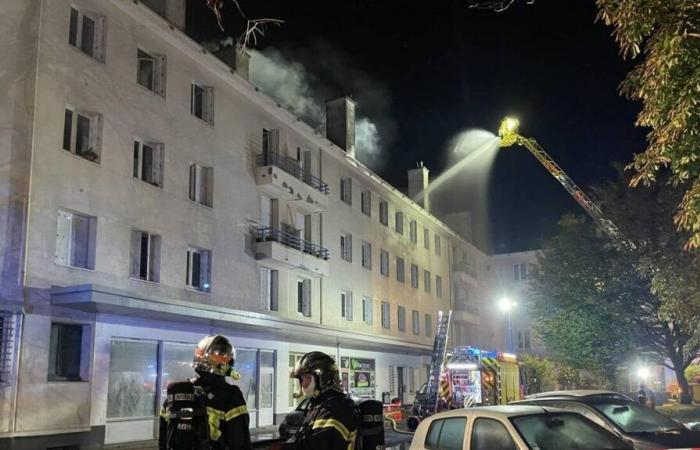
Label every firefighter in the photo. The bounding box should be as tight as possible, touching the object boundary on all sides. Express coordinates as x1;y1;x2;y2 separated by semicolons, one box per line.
285;351;359;450
159;335;252;450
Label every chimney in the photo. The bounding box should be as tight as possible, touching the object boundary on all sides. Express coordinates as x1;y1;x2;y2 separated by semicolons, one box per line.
325;97;356;158
215;44;250;81
408;162;430;211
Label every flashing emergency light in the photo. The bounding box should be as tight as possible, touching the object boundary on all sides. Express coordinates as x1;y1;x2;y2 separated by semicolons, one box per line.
446;362;479;371
499;117;520;147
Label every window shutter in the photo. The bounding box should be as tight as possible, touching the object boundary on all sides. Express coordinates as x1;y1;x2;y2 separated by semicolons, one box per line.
260;268;270;310
89;114;102;159
130;230;141;277
367;299;372;325
269;129;279;154
156;54;167;96
55;211;72;265
190;84;196;115
71;214;90;268
149;235;161;282
205;166;213;207
199;250;210;291
347;178;352;204
92;16;105;61
347;234;352;262
151;144;163;187
189;164;196;201
205;86;215;124
302;279;311;317
347;292;353;321
69;8;79;47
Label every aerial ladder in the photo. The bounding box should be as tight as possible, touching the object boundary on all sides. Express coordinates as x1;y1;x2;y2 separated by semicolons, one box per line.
497;117;634;250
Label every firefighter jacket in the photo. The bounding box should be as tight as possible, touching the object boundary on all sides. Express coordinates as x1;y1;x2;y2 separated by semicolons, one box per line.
292;389;359;450
159;372;252;450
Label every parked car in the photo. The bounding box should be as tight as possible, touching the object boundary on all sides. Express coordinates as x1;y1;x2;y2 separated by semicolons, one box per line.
409;405;632;450
515;390;700;449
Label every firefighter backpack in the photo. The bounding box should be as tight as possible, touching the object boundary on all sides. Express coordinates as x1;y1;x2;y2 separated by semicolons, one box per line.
356;399;385;450
162;381;209;450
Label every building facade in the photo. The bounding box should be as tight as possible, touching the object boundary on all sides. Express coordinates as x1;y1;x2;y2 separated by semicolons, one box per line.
0;1;513;448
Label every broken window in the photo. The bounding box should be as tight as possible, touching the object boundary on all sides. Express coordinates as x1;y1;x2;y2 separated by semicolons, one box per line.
62;107;102;163
133;140;164;187
68;7;105;62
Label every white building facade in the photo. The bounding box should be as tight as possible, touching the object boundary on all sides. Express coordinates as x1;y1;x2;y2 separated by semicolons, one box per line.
0;1;518;448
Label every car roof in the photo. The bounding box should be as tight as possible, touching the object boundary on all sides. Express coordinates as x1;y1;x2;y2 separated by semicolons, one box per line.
425;404;567;420
520;390;633;401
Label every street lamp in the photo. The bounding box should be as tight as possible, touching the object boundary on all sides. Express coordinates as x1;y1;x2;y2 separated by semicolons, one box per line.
498;297;518;353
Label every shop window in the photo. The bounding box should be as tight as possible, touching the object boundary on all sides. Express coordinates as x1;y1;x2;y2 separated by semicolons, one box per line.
289;353;304;407
106;339;158;418
161;342;195;401
236;349;258;412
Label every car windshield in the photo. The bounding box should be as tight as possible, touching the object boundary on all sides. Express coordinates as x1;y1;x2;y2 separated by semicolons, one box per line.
511;412;631;450
588;398;682;433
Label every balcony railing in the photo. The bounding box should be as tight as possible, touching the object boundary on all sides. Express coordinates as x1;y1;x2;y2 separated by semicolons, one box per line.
256;151;329;195
256;227;329;260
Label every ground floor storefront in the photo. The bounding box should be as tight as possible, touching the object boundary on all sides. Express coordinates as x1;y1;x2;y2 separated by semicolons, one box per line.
0;285;431;449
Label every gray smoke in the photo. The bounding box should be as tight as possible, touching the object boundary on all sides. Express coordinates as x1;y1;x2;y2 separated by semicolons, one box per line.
248;42;395;170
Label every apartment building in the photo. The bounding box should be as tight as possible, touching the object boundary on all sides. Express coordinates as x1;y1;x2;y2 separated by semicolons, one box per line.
0;1;505;448
491;250;547;356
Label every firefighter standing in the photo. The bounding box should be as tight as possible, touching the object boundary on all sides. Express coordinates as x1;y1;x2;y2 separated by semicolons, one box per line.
285;351;359;450
159;335;252;450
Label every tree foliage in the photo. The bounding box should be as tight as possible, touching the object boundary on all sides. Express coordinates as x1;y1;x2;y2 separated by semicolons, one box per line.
595;0;700;248
521;354;611;394
531;173;700;402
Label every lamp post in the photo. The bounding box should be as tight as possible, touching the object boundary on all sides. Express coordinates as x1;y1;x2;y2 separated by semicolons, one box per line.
498;297;517;353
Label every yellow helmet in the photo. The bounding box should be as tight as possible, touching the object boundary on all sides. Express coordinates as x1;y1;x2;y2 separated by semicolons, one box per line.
193;335;235;376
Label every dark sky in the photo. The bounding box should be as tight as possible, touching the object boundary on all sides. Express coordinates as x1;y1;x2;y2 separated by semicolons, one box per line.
187;0;647;253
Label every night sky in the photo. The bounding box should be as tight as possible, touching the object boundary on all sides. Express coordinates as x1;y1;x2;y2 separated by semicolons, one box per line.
187;0;647;253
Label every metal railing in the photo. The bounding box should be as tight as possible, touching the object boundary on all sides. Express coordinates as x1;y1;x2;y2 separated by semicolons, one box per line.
256;152;329;195
256;227;329;260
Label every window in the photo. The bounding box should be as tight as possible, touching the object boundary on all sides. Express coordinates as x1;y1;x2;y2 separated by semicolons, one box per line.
425;314;432;337
55;210;97;270
471;418;517;450
362;241;372;270
409;220;417;243
0;313;15;382
260;267;278;311
130;230;161;282
380;249;389;277
262;128;280;157
396;257;405;283
190;82;214;124
68;7;105;61
412;310;420;335
514;263;527;281
397;306;406;332
435;235;442;256
189;163;213;207
395;211;404;234
517;330;531;350
424;270;431;293
297;278;311;317
107;339;158;417
186;247;211;292
341;291;353;321
362;297;373;325
381;301;390;329
424;228;430;250
133;140;164;187
379;200;388;226
48;323;85;381
436;275;443;298
340;233;352;262
425;418;467;450
137;49;166;96
340;177;352;204
62;107;102;163
411;264;419;289
361;190;371;216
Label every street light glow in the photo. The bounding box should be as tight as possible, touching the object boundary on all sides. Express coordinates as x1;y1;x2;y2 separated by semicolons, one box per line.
637;366;650;380
498;297;517;312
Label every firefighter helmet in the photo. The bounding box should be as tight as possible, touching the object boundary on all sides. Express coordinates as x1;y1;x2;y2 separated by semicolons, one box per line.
193;335;235;376
290;351;340;391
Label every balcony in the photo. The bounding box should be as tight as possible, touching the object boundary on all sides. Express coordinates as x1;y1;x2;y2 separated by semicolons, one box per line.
255;152;329;214
452;260;477;284
255;227;329;277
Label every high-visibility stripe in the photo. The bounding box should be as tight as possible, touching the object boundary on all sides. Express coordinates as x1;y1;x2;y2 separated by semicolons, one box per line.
312;418;352;442
224;405;248;421
159;407;169;421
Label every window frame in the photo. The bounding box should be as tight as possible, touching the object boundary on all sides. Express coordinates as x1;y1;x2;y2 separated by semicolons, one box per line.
361;241;372;270
136;48;166;96
68;6;106;62
133;139;164;188
47;322;89;382
62;106;102;163
379;200;388;226
362;297;373;325
129;229;161;282
395;211;404;234
411;264;419;289
188;163;214;207
260;267;279;311
185;246;211;292
340;232;353;262
361;189;372;216
380;249;389;277
396;257;405;283
54;209;97;270
190;82;215;125
381;301;391;329
436;275;443;298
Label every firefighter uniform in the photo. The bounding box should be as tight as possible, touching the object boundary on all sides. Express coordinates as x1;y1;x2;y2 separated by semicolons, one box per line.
293;388;358;450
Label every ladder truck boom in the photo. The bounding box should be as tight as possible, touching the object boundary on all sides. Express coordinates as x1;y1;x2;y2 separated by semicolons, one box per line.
498;117;629;247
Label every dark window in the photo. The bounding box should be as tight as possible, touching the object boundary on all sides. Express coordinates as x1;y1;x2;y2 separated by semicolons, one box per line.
63;109;73;151
80;15;95;55
48;323;84;381
68;8;79;46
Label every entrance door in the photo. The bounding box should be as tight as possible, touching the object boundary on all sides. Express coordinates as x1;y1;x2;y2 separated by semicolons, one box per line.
258;350;275;426
397;366;406;404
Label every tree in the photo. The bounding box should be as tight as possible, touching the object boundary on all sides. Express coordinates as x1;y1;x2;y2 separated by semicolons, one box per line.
531;173;700;403
595;1;700;249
